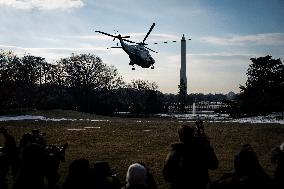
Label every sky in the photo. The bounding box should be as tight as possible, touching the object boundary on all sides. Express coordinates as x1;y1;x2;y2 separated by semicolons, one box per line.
0;0;283;94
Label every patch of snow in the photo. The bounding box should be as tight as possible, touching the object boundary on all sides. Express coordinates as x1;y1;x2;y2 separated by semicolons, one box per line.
157;113;230;121
116;112;131;114
233;115;284;125
143;130;152;132
157;112;284;125
90;120;110;122
0;115;109;122
0;115;46;121
67;128;86;131
84;126;101;129
47;118;77;121
0;113;283;125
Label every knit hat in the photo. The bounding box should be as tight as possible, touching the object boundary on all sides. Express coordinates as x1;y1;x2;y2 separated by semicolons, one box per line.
126;163;147;186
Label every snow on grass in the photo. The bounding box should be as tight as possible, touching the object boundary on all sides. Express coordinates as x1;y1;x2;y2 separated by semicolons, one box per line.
143;129;152;132
84;126;101;129
67;128;87;131
157;112;284;125
0;113;283;124
0;115;110;122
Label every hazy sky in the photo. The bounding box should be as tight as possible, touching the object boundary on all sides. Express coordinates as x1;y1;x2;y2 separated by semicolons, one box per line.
0;0;283;94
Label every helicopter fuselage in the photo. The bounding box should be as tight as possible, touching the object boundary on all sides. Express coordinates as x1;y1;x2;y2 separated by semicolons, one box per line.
119;39;155;68
95;23;157;69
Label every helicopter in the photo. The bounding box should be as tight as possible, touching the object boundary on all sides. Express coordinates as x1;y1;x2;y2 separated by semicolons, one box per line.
95;23;158;70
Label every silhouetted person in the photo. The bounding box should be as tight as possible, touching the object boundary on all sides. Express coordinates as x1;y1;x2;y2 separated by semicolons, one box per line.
90;161;121;189
208;144;274;189
17;131;68;189
271;142;284;189
19;133;33;147
13;143;46;189
62;158;92;189
0;147;9;189
0;127;19;181
45;143;68;189
122;163;148;189
163;124;218;189
31;129;46;146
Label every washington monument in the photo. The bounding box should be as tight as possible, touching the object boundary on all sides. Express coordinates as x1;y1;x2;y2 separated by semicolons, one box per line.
180;34;187;94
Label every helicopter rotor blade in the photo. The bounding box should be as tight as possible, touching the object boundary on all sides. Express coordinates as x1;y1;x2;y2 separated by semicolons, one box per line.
142;23;155;44
152;39;191;45
95;31;117;38
95;31;130;40
145;46;158;53
96;30;138;44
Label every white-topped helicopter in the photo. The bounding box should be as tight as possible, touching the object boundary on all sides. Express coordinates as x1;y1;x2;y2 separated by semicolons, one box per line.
95;23;158;70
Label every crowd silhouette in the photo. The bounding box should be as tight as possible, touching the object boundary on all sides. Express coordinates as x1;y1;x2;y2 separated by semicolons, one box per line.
0;122;283;189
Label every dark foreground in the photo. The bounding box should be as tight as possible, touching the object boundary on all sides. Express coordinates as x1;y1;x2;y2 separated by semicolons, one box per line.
0;111;283;188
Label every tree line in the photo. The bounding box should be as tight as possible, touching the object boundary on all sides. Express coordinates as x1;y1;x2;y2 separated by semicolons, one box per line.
0;51;163;115
0;50;230;115
2;50;280;116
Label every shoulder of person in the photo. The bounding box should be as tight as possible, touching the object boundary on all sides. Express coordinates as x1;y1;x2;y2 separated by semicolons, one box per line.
171;143;186;151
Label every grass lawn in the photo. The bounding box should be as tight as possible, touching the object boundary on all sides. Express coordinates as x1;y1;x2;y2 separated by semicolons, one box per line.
0;110;283;189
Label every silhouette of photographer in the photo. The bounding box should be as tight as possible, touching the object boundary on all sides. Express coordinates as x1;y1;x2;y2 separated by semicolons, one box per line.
163;121;218;189
0;127;19;189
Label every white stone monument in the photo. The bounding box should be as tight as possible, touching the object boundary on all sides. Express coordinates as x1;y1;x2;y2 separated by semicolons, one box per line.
180;34;187;94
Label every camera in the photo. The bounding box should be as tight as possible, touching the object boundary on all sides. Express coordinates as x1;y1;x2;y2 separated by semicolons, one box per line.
194;119;205;137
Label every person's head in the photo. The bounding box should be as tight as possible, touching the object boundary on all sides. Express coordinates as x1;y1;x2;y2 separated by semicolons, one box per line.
20;133;33;147
32;129;40;136
178;125;194;144
69;158;90;175
126;163;147;187
234;144;261;175
93;161;113;177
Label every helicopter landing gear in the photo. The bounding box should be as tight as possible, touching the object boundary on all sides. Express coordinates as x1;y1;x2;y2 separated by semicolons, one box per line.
132;66;135;70
151;65;154;69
